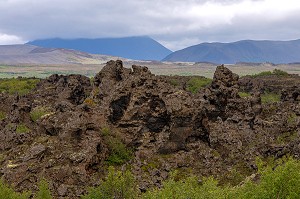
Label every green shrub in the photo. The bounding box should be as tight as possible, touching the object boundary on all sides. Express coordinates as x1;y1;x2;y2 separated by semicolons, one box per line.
0;111;6;120
261;92;280;104
272;69;289;76
250;69;288;77
251;71;273;77
187;77;212;94
229;157;300;199
82;166;138;199
34;179;52;199
0;179;30;199
16;124;30;133
106;137;132;165
30;107;49;122
0;78;40;95
169;79;179;86
143;173;228;199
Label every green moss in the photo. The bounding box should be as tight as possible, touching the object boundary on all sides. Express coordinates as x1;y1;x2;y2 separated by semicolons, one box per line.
0;111;6;120
186;77;212;94
261;92;280;104
238;92;251;98
0;78;40;95
16;124;30;134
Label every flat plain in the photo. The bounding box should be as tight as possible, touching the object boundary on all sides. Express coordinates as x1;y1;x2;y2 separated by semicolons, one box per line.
0;61;300;78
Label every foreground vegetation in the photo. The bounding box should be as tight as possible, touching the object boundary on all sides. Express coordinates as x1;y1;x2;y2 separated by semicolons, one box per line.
2;157;300;198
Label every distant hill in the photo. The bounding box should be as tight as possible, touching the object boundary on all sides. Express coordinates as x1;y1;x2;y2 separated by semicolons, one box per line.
27;36;172;61
163;39;300;64
0;44;118;65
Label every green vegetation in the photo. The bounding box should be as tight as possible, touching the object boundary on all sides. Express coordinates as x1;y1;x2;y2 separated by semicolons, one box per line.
261;92;280;104
251;69;288;77
30;107;50;122
0;180;30;199
169;79;179;86
3;157;300;199
101;127;111;136
143;157;300;199
276;131;298;144
187;77;212;94
0;78;40;95
83;98;96;106
34;179;52;199
100;127;133;165
82;166;138;199
238;92;251;98
0;111;6;120
16;124;30;134
106;137;132;165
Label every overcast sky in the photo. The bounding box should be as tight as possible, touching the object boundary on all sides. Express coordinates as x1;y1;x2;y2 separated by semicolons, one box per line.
0;0;300;50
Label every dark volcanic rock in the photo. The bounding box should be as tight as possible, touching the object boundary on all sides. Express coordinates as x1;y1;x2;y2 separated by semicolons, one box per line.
0;60;300;198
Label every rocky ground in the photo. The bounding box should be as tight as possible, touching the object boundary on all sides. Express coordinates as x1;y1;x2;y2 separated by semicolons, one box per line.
0;60;299;198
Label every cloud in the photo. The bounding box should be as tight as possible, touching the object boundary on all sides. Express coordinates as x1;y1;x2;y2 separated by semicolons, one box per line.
0;33;24;45
0;0;300;50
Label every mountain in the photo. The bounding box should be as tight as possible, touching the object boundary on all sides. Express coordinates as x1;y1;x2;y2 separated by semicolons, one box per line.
27;36;172;61
163;39;300;64
0;44;118;65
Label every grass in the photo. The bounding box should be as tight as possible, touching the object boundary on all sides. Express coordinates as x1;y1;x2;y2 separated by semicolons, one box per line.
238;92;251;98
30;107;50;122
261;92;280;104
16;124;30;134
0;78;40;95
187;77;212;94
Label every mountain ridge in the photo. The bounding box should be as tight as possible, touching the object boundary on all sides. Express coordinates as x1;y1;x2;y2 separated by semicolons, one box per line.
163;39;300;64
27;36;172;61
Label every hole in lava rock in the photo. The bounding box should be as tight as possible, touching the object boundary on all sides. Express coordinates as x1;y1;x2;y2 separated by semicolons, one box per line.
109;94;131;123
71;129;83;141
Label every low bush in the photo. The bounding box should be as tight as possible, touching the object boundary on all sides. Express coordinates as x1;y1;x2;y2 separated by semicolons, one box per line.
82;166;138;199
0;180;30;199
250;69;288;77
34;179;52;199
106;137;132;165
187;77;212;94
0;78;40;95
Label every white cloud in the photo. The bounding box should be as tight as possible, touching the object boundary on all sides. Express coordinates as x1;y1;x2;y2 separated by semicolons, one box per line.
0;33;24;45
0;0;300;50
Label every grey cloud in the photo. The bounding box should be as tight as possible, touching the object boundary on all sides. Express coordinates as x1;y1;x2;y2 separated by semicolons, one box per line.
0;0;300;50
